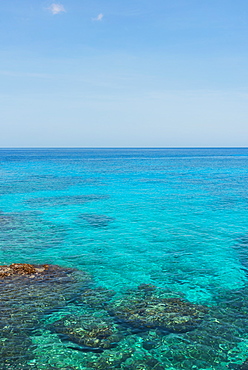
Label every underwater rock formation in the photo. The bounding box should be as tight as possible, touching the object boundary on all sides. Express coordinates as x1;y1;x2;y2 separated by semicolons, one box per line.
0;262;47;277
77;287;116;309
108;293;207;333
240;360;248;370
0;263;91;317
2;269;248;369
0;263;91;368
0;330;34;370
87;350;164;370
0;262;90;283
50;314;122;350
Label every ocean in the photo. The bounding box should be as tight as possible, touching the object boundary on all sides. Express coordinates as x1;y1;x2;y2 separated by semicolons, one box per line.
0;148;248;369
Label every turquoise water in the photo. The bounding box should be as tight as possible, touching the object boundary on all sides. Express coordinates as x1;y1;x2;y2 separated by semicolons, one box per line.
1;148;248;369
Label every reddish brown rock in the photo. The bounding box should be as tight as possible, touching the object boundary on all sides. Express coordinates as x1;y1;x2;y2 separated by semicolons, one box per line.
0;263;89;282
0;263;91;329
0;263;41;277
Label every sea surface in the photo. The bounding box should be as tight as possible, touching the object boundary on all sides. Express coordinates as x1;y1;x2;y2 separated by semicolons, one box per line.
0;148;248;369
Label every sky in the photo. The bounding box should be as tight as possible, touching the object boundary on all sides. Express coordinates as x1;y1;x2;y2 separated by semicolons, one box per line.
0;0;248;147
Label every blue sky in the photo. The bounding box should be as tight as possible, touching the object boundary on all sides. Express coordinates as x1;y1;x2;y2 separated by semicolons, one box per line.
0;0;248;147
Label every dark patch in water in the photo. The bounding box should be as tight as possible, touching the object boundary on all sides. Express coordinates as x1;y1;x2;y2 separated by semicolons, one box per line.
108;291;207;333
228;364;248;370
0;212;17;232
50;314;122;350
78;213;115;228
0;175;101;195
0;263;91;369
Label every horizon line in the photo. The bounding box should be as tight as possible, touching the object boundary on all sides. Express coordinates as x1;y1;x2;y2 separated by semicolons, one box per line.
0;146;247;150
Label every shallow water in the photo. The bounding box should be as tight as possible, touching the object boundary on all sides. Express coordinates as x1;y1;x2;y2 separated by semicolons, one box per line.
1;148;248;369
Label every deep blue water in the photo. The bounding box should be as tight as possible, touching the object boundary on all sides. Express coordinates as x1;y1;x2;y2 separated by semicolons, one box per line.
1;148;248;369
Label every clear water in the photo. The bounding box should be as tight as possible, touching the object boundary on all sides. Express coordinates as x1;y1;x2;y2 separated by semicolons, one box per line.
1;148;248;369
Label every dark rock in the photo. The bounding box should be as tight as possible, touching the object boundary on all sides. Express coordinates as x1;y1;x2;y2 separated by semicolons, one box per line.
228;364;242;369
50;314;122;349
0;334;34;368
0;264;91;323
142;340;158;350
240;360;248;370
0;262;91;286
0;262;91;368
0;263;43;277
108;294;207;333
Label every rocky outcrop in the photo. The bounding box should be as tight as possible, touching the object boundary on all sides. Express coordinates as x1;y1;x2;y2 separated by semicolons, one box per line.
51;314;122;350
0;262;91;368
108;293;207;333
0;263;48;277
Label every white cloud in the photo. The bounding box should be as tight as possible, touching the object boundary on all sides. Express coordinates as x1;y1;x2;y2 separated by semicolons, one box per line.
48;3;66;15
93;13;104;21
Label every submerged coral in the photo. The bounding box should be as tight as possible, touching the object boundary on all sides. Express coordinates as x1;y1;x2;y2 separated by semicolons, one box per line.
108;294;207;333
2;267;248;370
50;314;122;350
0;330;34;370
0;263;91;319
0;263;91;368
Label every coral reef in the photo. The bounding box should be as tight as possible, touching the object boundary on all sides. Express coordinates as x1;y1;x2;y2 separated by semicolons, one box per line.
1;266;248;370
108;294;207;333
0;263;91;322
0;263;91;368
50;314;122;350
